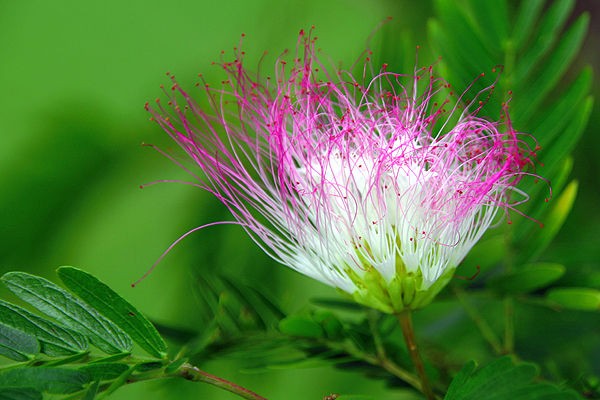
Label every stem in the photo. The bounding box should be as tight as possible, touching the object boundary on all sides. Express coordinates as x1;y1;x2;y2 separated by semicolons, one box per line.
177;363;268;400
503;297;515;354
396;310;435;400
367;310;386;360
323;337;423;392
454;288;503;355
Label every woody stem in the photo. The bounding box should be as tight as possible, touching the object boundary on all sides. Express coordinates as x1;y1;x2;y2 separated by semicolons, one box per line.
396;310;435;400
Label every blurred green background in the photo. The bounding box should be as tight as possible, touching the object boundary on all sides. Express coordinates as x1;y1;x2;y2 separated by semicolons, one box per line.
0;1;598;399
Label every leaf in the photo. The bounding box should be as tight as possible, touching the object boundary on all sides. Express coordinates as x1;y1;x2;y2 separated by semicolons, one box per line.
429;0;591;205
313;310;344;339
0;367;90;394
279;316;324;338
458;235;506;274
0;388;42;400
1;272;132;354
512;0;546;49
133;361;164;372
462;0;509;53
311;298;366;312
546;288;600;311
57;266;167;359
79;363;130;381
164;358;187;375
514;0;574;78
82;381;99;400
0;322;39;361
88;352;131;364
45;352;90;367
513;13;589;123
0;299;88;356
487;263;565;294
445;357;581;400
521;181;578;262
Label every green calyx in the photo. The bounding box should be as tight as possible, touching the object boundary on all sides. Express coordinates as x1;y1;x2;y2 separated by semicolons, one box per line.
346;262;455;314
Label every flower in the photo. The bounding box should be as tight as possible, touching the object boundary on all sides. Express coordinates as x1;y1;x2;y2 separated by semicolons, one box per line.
146;30;534;313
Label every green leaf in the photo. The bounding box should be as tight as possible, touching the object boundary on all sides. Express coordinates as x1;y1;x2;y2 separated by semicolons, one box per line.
463;0;509;52
312;310;343;339
45;352;90;367
487;263;565;294
164;358;187;375
82;381;99;400
445;357;581;400
0;388;42;400
0;299;88;356
538;95;594;181
311;298;366;312
279;316;324;338
458;235;506;274
513;0;574;82
512;0;546;49
429;2;494;82
513;13;589;122
445;360;477;399
79;363;130;381
57;266;167;358
0;367;90;394
519;65;592;152
0;322;39;361
88;352;131;364
524;181;578;261
546;288;600;311
1;272;132;354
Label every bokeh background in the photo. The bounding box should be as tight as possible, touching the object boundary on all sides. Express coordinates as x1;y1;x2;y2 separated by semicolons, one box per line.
0;1;598;399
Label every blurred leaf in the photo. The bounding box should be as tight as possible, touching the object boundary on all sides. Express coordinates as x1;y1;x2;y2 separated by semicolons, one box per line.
313;310;344;339
445;357;581;400
513;13;589;121
311;298;366;312
0;367;90;394
164;358;187;374
0;322;39;361
279;316;324;338
0;299;88;356
519;181;578;262
511;0;545;49
487;263;565;294
429;0;592;260
546;288;600;311
133;361;164;372
458;235;506;276
0;388;42;400
79;363;130;381
57;266;167;358
1;272;132;354
514;0;573;77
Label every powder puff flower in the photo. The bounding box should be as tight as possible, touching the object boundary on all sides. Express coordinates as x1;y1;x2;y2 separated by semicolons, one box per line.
145;30;535;313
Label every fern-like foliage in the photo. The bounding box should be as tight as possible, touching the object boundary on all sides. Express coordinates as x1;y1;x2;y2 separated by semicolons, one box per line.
428;0;592;265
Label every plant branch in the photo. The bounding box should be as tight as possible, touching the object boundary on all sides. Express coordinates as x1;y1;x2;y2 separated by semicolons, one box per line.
453;287;503;355
396;310;436;400
323;337;423;392
503;297;515;354
176;363;268;400
367;309;386;360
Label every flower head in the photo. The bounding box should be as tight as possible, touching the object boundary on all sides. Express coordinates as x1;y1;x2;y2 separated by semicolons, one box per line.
146;31;535;313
